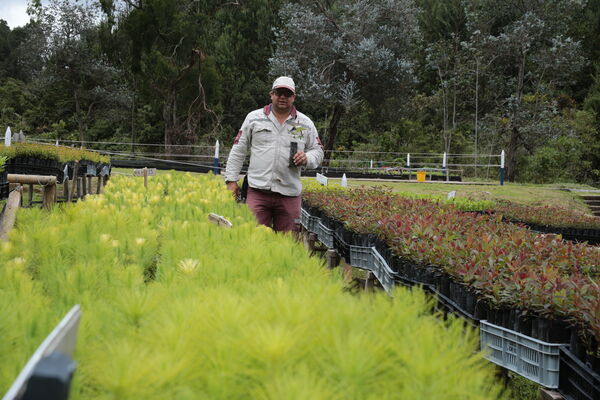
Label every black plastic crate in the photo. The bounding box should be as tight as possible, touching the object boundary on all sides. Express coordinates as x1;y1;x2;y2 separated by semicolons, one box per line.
559;346;600;400
0;182;8;200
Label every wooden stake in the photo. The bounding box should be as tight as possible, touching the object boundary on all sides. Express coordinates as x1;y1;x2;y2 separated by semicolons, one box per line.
28;183;33;207
77;177;82;199
364;271;375;291
96;176;101;194
342;262;353;283
0;186;22;241
81;175;87;198
143;167;148;188
87;176;92;194
69;162;79;202
43;183;56;211
64;179;69;201
539;389;564;400
326;249;340;270
306;233;317;252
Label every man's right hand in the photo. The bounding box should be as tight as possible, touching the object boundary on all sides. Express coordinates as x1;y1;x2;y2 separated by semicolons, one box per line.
226;181;240;199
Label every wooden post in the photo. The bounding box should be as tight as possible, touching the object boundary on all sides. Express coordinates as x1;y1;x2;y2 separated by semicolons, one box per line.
342;262;353;283
43;183;56;211
87;176;92;194
28;183;34;207
304;232;317;252
68;162;79;202
143;167;148;188
81;175;87;198
326;249;340;270
539;389;564;400
96;176;102;194
64;179;69;201
0;185;22;241
7;175;57;211
364;271;375;291
77;177;82;199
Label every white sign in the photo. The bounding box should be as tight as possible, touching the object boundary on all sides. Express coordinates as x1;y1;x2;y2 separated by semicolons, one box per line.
4;127;12;147
447;191;456;200
341;173;348;188
133;168;156;177
208;213;233;228
316;173;328;186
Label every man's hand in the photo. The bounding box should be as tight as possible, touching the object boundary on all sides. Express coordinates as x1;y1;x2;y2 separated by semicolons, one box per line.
226;181;240;198
293;151;308;166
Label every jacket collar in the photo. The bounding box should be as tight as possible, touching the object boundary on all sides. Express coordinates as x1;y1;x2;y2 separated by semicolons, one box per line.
263;104;298;120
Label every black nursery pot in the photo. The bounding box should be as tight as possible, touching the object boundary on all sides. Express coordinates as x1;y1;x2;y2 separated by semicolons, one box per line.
439;273;451;297
501;308;511;329
532;316;571;343
416;265;437;285
464;288;477;316
474;299;490;321
391;256;411;277
516;311;533;337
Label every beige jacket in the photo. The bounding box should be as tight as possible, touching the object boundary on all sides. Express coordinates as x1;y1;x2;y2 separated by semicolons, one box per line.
225;105;324;197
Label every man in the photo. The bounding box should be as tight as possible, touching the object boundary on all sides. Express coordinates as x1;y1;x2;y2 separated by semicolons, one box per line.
224;76;324;232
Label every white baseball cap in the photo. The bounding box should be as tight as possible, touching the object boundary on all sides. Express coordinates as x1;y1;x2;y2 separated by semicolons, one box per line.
272;76;295;93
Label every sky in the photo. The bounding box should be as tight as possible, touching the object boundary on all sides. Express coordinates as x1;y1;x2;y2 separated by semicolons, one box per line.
0;0;49;29
0;0;30;29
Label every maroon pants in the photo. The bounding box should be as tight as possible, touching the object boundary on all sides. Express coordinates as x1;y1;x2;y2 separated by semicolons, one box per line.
246;187;301;232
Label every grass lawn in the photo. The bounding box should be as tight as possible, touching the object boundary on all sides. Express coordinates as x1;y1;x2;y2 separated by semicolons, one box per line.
321;177;597;214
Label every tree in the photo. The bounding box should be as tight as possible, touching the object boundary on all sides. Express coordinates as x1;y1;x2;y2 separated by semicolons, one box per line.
465;0;586;181
269;0;421;163
20;0;130;142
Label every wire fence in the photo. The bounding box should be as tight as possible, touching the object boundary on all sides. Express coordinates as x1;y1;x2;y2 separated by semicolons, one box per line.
26;138;505;181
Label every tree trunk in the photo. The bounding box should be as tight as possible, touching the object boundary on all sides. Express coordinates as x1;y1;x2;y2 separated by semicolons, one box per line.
131;76;136;153
505;54;526;182
163;89;178;157
322;104;344;167
506;126;520;181
74;89;86;143
474;59;479;155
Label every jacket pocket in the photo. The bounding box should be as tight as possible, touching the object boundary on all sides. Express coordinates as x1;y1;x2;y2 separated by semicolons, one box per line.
251;126;273;147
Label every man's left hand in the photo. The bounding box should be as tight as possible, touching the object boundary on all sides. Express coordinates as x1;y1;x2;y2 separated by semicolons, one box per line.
293;151;307;166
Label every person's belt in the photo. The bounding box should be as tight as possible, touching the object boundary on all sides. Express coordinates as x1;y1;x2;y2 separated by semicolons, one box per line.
249;187;275;194
249;187;296;197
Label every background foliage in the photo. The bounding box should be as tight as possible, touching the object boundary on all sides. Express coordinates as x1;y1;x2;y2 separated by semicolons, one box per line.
1;0;600;183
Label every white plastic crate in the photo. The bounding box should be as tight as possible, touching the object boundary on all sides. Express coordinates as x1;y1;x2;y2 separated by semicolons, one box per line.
317;221;334;248
300;208;310;230
371;247;396;292
307;216;320;233
480;320;565;388
349;245;372;270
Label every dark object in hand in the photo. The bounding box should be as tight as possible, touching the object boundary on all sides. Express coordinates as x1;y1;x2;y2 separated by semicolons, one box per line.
289;142;298;167
240;176;248;203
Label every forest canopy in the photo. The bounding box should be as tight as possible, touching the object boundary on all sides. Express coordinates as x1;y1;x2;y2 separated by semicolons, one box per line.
1;0;600;183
